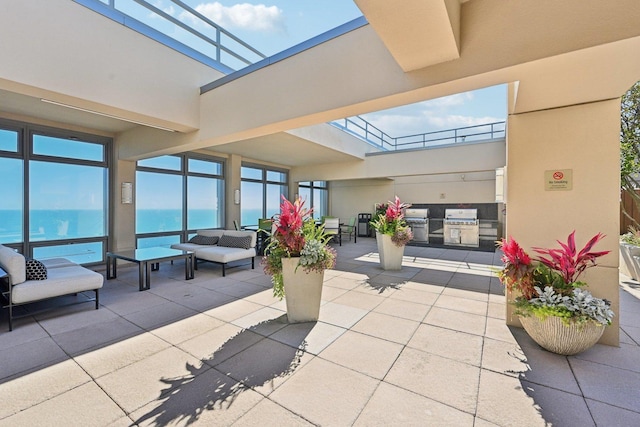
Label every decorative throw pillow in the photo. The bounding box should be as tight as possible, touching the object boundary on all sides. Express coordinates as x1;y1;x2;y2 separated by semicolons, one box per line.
188;235;219;245
218;234;252;249
25;258;48;280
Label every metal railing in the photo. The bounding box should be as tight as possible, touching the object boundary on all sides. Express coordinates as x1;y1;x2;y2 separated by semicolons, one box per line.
75;0;266;72
331;116;506;151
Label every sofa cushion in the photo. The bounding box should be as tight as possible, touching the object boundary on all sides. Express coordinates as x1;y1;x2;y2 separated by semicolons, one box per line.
171;243;201;252
0;244;26;285
196;229;225;238
188;235;219;245
218;234;252;249
195;246;257;263
41;258;78;269
25;258;48;280
11;265;103;304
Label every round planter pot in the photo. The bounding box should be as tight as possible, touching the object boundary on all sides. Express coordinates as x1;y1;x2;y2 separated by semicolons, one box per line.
519;315;605;355
376;232;405;270
281;257;324;323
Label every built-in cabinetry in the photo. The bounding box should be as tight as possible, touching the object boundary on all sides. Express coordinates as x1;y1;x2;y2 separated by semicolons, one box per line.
407;203;502;251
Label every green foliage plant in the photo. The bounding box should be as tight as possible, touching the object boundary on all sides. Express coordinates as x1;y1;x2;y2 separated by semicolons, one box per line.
620;81;640;229
262;196;336;299
497;231;614;326
370;196;414;247
621;225;640;246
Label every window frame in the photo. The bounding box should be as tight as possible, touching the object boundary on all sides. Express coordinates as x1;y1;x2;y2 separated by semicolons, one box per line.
240;162;288;227
0;118;111;265
135;153;225;246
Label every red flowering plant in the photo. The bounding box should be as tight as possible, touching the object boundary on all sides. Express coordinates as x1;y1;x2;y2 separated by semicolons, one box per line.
370;196;414;247
262;196;337;299
496;236;537;299
496;231;614;325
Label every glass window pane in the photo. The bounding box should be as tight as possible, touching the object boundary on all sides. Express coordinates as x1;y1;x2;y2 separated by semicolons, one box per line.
0;129;18;152
241;166;262;180
29;161;106;241
313;188;328;218
266;170;286;183
138;155;181;171
266;184;286;219
32;134;104;162
298;181;310;187
137;235;180;249
188;158;222;175
33;241;103;264
0;157;23;243
298;187;311;215
241;181;263;226
188;176;221;229
136;171;183;233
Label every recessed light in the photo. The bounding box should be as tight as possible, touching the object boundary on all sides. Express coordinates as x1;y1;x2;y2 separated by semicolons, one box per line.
41;99;176;132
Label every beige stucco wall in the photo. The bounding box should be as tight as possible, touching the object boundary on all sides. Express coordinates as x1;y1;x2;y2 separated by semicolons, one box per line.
329;170;498;221
0;0;221;133
505;99;621;346
111;158;137;253
291;140;505;183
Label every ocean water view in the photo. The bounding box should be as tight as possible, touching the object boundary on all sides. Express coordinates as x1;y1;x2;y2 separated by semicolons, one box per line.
0;209;269;244
0;209;105;243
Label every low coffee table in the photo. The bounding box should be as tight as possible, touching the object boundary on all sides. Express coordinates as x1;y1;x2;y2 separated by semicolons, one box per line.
106;247;194;291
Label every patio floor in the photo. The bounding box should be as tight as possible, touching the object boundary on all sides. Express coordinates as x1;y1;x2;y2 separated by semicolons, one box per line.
1;238;639;426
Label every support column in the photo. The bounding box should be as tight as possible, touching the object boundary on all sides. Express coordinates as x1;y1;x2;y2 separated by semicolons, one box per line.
505;99;621;346
112;158;136;252
226;154;242;229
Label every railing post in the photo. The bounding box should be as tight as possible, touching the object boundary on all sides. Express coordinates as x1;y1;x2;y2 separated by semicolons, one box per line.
216;28;221;63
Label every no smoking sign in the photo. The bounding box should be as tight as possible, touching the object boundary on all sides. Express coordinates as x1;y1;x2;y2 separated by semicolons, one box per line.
545;169;572;191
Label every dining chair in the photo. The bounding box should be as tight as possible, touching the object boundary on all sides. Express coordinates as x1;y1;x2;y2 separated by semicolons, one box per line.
340;217;356;242
323;217;341;246
257;218;273;255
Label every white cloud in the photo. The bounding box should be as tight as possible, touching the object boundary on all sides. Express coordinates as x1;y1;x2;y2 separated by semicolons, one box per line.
423;92;474;109
426;115;501;130
189;2;285;33
362;114;425;136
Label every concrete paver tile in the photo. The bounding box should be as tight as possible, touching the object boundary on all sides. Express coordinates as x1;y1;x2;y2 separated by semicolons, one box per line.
319;330;403;379
2;382;126;427
407;324;483;366
354;381;474;426
269;357;378;426
385;347;480;414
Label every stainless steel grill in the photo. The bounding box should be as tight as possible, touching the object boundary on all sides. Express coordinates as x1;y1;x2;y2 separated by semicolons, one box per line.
405;208;429;243
443;209;479;247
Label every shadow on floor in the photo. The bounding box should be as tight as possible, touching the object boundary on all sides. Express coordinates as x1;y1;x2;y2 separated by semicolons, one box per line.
133;315;310;426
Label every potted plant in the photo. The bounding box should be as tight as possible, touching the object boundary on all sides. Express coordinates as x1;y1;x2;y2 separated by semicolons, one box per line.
370;196;413;270
262;196;337;323
620;226;640;280
497;231;614;355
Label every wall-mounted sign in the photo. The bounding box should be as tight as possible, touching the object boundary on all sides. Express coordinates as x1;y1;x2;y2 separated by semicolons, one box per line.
545;169;572;191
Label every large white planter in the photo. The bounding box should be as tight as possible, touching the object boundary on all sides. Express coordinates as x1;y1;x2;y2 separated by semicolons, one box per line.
619;242;640;280
519;315;605;356
281;257;324;323
376;232;405;271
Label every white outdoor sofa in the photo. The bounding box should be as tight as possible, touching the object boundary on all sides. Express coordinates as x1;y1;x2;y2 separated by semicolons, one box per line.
171;229;257;276
0;244;104;331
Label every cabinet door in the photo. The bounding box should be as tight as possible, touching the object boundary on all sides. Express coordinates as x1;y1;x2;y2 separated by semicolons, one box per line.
460;228;479;246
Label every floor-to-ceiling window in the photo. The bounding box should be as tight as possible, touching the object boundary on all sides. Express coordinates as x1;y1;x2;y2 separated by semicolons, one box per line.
136;154;224;247
298;181;328;218
241;164;288;226
0;119;110;264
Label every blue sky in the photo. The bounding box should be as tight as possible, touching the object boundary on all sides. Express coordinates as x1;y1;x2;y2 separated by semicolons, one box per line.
171;0;506;136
